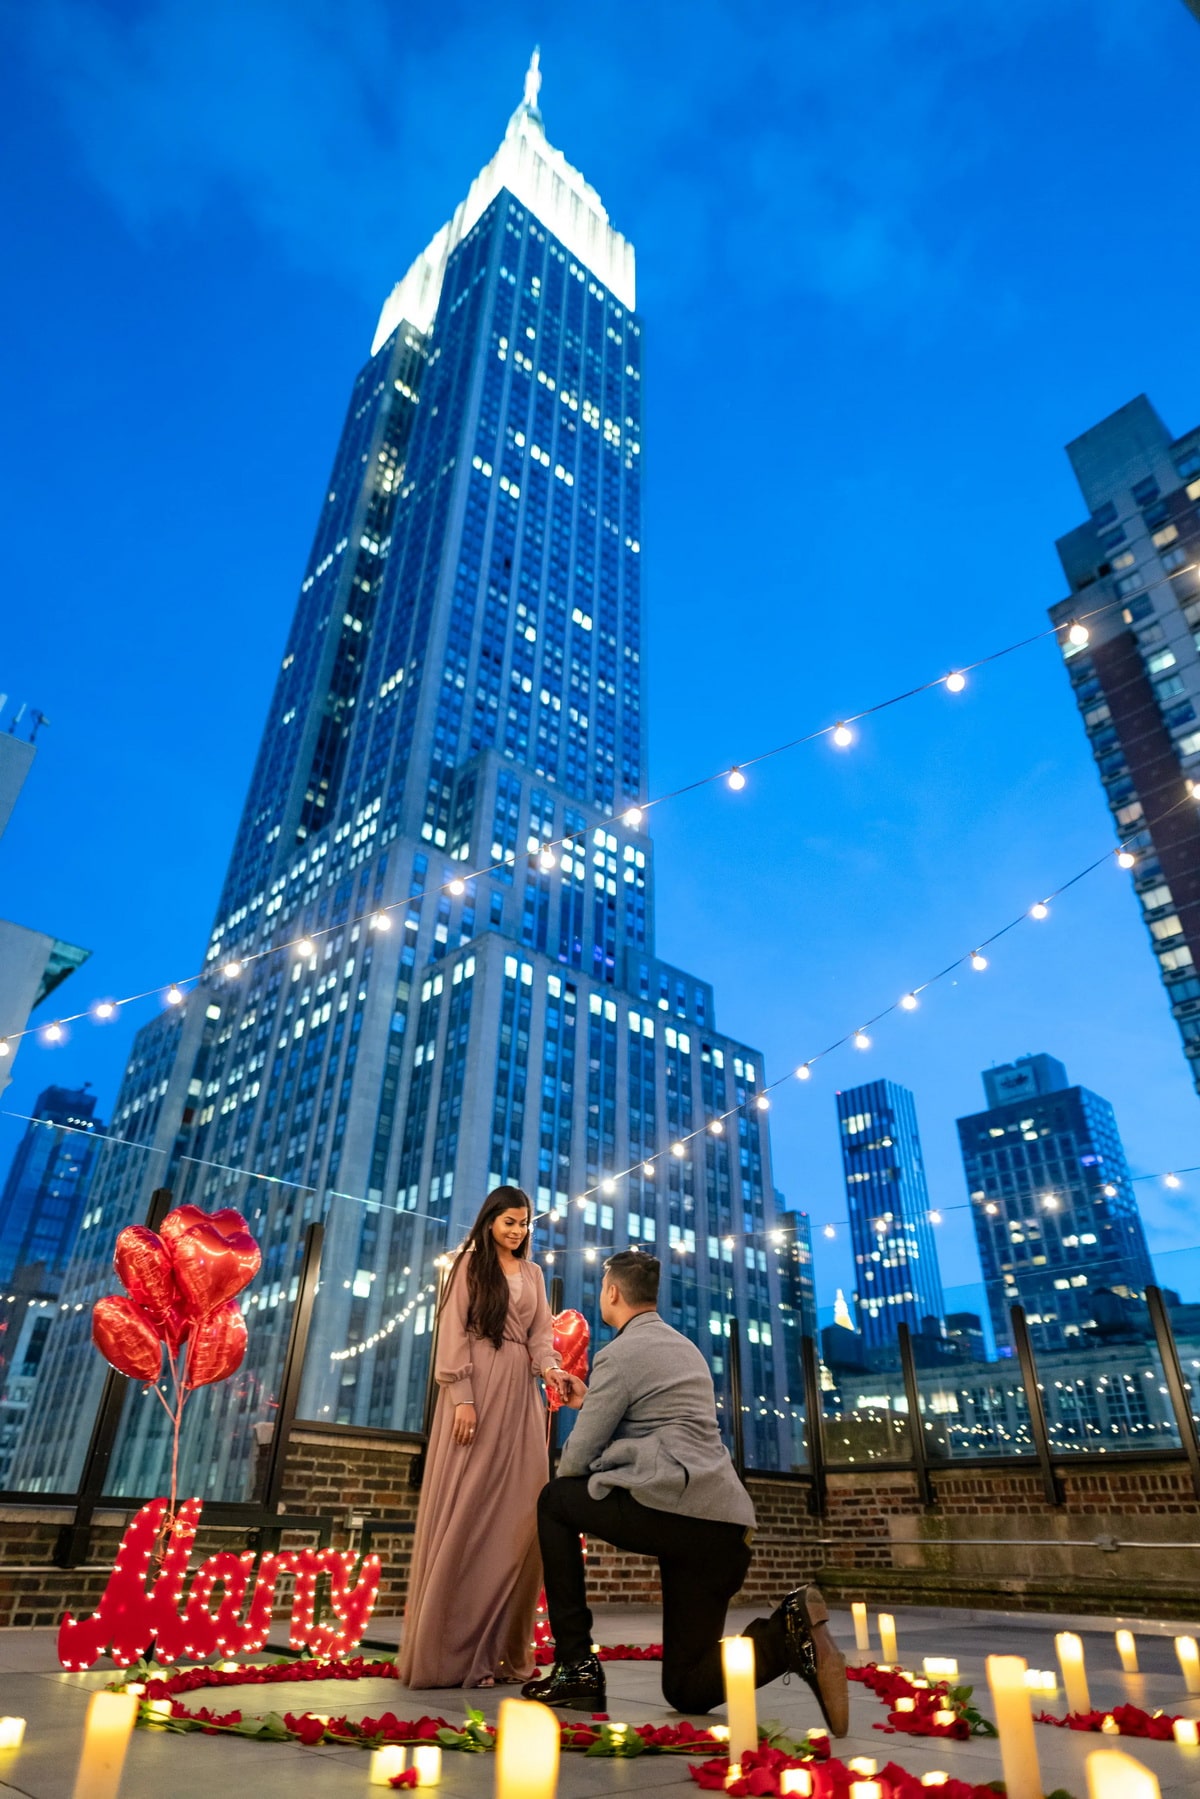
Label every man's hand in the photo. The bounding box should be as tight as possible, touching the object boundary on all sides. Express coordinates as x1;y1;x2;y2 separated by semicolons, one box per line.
559;1372;588;1409
543;1366;569;1400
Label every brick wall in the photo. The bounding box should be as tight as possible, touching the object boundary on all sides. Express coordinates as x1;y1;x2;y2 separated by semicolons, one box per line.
3;1429;1199;1632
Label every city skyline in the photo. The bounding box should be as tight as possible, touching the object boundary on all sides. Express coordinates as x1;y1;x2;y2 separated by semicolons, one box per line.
3;11;1200;1330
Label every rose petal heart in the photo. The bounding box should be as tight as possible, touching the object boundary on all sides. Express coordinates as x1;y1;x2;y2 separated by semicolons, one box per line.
171;1214;261;1318
114;1225;178;1326
185;1300;247;1389
93;1294;164;1383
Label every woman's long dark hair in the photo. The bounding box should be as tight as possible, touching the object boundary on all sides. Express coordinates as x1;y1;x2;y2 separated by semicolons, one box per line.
442;1186;532;1352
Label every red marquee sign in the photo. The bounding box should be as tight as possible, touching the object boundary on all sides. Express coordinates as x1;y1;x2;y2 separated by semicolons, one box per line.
58;1497;381;1670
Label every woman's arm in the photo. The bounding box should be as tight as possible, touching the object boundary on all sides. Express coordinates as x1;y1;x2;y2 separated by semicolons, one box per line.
525;1262;561;1378
435;1255;474;1406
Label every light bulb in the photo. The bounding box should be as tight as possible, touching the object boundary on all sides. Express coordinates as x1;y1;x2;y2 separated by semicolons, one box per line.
900;993;918;1011
854;1030;871;1050
795;1064;811;1081
1103;1184;1117;1197
295;938;315;958
449;875;469;894
971;951;988;971
724;1236;734;1250
984;1202;998;1216
727;767;746;791
166;985;184;1006
755;1094;770;1111
929;1209;943;1225
1030;901;1049;920
671;1141;686;1158
575;1196;587;1209
1117;850;1136;870
1166;1173;1181;1189
623;806;644;828
538;849;556;871
223;961;242;979
833;723;853;748
1068;621;1090;647
823;1224;836;1240
945;671;967;694
43;1022;63;1043
0;1041;9;1058
93;1001;116;1021
601;1177;616;1194
1042;1193;1059;1210
642;1161;655;1176
709;1118;724;1135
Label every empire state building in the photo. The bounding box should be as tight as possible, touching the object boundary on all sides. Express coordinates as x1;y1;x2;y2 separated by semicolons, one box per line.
16;56;796;1496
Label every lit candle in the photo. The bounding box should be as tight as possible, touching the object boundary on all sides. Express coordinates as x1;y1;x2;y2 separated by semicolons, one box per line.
1100;1715;1120;1735
721;1637;758;1767
0;1719;26;1750
986;1655;1044;1799
710;1726;730;1742
1176;1636;1200;1695
220;1660;241;1674
145;1701;171;1721
1056;1632;1091;1715
921;1777;949;1788
1115;1630;1138;1674
849;1784;882;1799
895;1698;916;1714
1173;1718;1199;1747
780;1772;813;1796
72;1691;138;1799
852;1603;870;1654
933;1710;957;1729
878;1613;898;1665
847;1758;877;1776
495;1698;558;1799
923;1658;958;1680
370;1746;408;1786
726;1766;742;1787
1085;1748;1162;1799
412;1744;442;1786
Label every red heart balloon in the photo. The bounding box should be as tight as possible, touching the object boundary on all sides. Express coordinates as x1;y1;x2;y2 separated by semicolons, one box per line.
548;1309;590;1412
92;1295;163;1383
185;1301;248;1389
163;1301;193;1360
114;1225;178;1328
170;1211;262;1319
160;1204;211;1249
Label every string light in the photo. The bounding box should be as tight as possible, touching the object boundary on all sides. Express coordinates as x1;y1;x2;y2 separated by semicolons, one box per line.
854;1030;871;1050
945;672;967;693
601;1177;616;1193
1117;850;1136;870
642;1161;655;1175
622;806;643;828
727;766;746;791
755;1094;770;1111
928;1210;943;1225
0;1042;9;1058
295;939;315;958
448;877;468;895
795;1064;812;1080
222;961;242;978
1103;1183;1117;1197
1067;621;1090;647
93;1001;117;1021
42;1022;64;1044
708;1119;724;1135
900;993;919;1011
165;985;184;1006
537;848;556;872
1030;902;1049;920
832;723;853;748
671;1141;686;1157
971;952;988;971
1166;1173;1181;1189
823;1225;836;1240
370;912;392;930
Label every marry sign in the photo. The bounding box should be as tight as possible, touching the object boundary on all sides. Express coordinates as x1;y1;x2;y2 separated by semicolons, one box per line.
58;1497;381;1669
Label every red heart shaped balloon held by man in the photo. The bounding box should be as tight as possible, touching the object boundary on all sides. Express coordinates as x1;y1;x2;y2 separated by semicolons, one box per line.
170;1209;262;1319
113;1225;178;1327
185;1300;248;1389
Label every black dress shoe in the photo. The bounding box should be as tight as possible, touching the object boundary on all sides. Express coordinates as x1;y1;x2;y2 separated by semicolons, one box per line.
774;1583;849;1737
520;1653;607;1710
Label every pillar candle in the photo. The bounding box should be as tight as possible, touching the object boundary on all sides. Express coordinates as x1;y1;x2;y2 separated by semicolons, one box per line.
495;1699;558;1799
0;1719;26;1751
370;1746;408;1786
986;1656;1044;1799
1115;1630;1138;1674
1176;1636;1200;1695
1056;1632;1091;1715
847;1759;877;1776
721;1637;758;1767
851;1603;870;1654
780;1772;812;1796
1172;1719;1198;1747
923;1658;958;1679
878;1614;898;1665
921;1777;948;1788
895;1698;915;1714
412;1746;441;1787
1085;1748;1161;1799
72;1691;138;1799
849;1785;882;1799
1099;1716;1120;1736
933;1710;957;1729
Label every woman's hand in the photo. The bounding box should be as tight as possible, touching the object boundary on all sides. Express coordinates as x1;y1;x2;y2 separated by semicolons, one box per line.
543;1366;569;1400
452;1402;478;1446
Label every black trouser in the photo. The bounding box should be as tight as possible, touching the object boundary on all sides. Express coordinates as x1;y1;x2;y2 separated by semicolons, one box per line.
537;1476;789;1714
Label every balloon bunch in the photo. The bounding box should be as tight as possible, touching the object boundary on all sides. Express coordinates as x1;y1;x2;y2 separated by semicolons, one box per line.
546;1308;590;1414
92;1205;262;1541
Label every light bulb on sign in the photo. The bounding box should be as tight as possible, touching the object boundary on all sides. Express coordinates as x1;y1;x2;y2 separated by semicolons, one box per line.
1067;621;1089;647
727;767;746;791
945;671;967;693
971;951;988;971
832;723;853;748
854;1030;871;1050
623;806;643;828
1117;850;1136;870
900;993;918;1011
1030;902;1049;920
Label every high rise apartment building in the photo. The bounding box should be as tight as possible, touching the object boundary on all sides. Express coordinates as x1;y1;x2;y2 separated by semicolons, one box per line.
14;61;791;1495
958;1053;1153;1354
837;1079;945;1352
1050;397;1200;1094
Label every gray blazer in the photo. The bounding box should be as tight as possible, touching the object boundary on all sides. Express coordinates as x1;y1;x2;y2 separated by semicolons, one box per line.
556;1310;756;1529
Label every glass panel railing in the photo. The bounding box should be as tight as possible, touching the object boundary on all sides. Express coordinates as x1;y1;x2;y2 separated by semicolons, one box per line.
915;1357;1037;1459
821;1340;913;1465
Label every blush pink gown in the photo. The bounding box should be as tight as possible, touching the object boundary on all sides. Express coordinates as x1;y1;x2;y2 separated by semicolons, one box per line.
397;1256;559;1688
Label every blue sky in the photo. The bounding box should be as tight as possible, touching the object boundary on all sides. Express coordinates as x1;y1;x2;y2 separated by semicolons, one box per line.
3;0;1200;1311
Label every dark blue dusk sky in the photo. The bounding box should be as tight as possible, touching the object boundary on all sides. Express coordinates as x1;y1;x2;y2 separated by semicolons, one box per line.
3;0;1200;1311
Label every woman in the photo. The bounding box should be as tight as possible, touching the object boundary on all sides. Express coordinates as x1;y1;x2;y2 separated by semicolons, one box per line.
398;1185;568;1688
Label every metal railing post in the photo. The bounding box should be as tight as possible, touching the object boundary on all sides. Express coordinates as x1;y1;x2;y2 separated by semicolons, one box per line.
54;1187;174;1569
897;1322;936;1508
1009;1303;1064;1506
547;1273;564;1465
259;1221;324;1515
727;1319;746;1480
799;1333;827;1517
1146;1284;1200;1500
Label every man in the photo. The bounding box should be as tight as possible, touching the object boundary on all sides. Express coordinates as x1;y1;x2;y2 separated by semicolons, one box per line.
522;1249;849;1732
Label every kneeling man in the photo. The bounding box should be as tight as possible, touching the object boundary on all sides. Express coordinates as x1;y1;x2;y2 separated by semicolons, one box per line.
523;1249;848;1731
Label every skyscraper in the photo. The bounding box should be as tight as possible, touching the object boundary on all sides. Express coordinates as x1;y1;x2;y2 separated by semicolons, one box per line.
957;1053;1154;1353
836;1079;945;1351
1050;397;1200;1095
14;57;792;1493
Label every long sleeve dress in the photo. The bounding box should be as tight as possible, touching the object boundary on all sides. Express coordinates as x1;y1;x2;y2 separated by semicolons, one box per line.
397;1255;560;1688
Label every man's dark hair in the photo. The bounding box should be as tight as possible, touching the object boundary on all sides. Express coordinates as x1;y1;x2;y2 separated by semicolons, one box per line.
603;1249;660;1306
